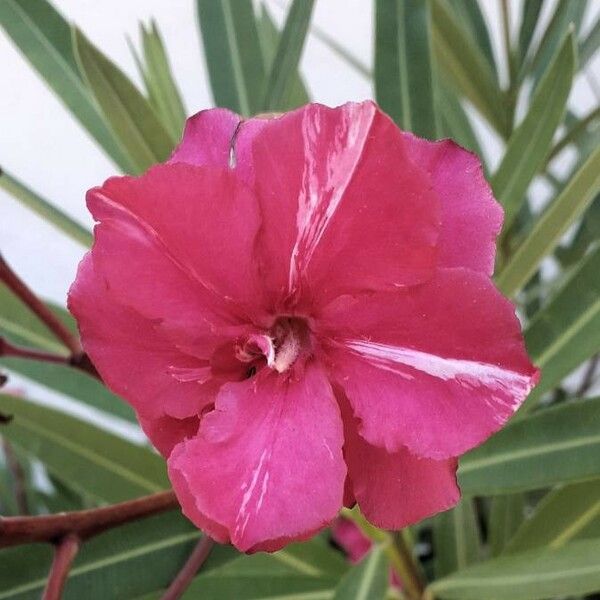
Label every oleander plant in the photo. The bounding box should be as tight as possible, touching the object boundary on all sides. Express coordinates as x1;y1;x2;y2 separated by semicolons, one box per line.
0;1;599;599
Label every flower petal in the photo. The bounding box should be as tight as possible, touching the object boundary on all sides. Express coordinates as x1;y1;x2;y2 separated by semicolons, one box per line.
402;134;503;275
169;108;240;167
167;362;346;552
88;163;267;346
321;268;538;459
249;101;440;308
68;255;214;424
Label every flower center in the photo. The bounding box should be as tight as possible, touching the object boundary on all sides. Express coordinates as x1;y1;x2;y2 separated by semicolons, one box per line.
235;317;311;375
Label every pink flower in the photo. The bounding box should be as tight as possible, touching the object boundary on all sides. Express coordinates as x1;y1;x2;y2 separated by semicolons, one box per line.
69;101;538;552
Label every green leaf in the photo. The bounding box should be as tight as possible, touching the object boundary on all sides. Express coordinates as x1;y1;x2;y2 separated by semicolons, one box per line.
448;0;497;74
73;27;175;175
0;286;134;422
497;144;600;297
488;494;525;556
0;512;238;600
257;5;310;111
375;0;437;138
556;193;600;267
429;537;600;600
437;84;484;159
580;16;600;68
262;0;315;111
0;394;167;503
431;0;509;137
333;545;388;600
520;244;600;410
139;538;346;600
517;0;544;65
524;0;586;87
0;0;132;172
433;499;481;578
491;31;575;232
0;169;92;248
459;398;600;496
506;479;600;554
140;21;187;140
196;0;265;116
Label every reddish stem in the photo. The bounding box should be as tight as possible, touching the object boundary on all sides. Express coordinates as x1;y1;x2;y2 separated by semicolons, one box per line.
42;534;80;600
0;490;178;547
1;337;72;365
161;536;215;600
0;254;81;356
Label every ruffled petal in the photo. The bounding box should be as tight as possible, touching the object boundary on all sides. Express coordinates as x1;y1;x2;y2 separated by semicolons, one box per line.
68;255;215;425
320;268;538;459
167;362;346;552
249;101;440;308
402;134;503;275
169;108;240;168
87;163;267;347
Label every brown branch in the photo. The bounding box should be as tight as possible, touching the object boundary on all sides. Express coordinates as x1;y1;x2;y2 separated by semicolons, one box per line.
0;253;81;356
0;490;178;547
42;534;80;600
1;437;29;514
161;536;215;600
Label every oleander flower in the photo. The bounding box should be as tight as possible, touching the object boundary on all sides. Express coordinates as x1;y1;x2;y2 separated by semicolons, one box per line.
69;101;538;553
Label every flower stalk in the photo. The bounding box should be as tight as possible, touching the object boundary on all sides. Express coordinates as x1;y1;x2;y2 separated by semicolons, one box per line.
42;534;80;600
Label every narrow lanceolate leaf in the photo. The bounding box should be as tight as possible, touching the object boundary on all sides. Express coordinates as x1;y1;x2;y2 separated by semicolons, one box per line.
0;169;92;247
437;84;484;159
0;285;135;422
196;0;265;116
0;0;132;172
506;479;600;554
0;394;167;502
556;194;600;267
73;28;175;175
143;539;347;600
517;0;543;65
374;0;403;125
375;0;437;138
262;0;315;111
333;545;388;600
434;498;481;578
141;21;187;140
431;0;508;138
488;494;525;556
492;32;575;232
520;244;600;410
429;538;600;600
0;513;238;600
459;398;600;496
525;0;586;87
448;0;496;74
257;5;310;111
580;17;600;69
497;144;600;297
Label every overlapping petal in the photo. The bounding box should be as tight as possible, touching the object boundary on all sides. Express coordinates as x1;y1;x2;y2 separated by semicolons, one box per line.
402;134;503;275
248;101;440;308
68;255;214;426
321;268;538;459
167;362;346;551
88;164;265;324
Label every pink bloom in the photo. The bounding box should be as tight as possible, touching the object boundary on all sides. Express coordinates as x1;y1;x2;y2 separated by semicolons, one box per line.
69;102;538;552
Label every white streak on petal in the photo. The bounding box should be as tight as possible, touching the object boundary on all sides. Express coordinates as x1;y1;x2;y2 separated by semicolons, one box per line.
288;104;376;294
345;339;535;408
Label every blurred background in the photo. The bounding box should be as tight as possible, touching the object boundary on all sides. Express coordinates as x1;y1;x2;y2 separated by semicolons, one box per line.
1;0;598;304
